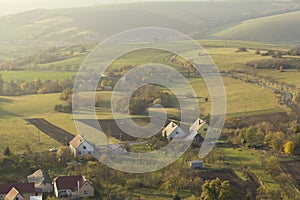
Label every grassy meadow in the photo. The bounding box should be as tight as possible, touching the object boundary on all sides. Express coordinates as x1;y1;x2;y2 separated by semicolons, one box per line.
0;71;76;82
214;10;300;43
0;94;76;154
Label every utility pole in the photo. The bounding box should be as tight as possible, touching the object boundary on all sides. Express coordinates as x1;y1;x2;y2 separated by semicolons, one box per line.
107;122;110;145
37;131;40;144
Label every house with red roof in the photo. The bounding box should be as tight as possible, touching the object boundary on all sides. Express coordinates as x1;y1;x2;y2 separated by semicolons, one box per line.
53;175;94;199
0;183;42;200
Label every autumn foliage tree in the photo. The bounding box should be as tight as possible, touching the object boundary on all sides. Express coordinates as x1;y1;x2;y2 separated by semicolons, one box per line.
200;178;237;200
284;141;295;155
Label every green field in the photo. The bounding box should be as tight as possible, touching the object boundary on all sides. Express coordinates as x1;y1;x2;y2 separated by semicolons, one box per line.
214;10;300;43
190;77;282;117
0;71;76;82
38;53;87;69
0;94;76;154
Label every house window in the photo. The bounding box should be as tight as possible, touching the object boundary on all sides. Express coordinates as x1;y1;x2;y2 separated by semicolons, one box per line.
83;146;86;149
88;151;91;154
204;128;207;131
78;151;81;155
84;190;89;195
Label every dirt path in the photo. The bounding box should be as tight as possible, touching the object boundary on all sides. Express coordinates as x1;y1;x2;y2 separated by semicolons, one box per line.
25;118;74;145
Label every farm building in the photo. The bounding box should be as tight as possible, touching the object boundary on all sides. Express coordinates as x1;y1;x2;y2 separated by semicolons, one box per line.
27;169;53;193
162;118;208;141
53;176;94;199
161;121;186;140
69;135;94;157
189;160;203;169
189;118;208;136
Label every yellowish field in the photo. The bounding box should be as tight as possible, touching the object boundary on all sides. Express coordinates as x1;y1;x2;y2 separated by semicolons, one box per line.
0;94;76;154
190;77;281;117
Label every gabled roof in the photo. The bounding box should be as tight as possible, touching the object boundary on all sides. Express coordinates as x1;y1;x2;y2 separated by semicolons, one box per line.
190;118;207;132
5;187;21;200
53;176;92;192
0;183;35;194
27;169;51;186
162;122;179;137
69;135;84;149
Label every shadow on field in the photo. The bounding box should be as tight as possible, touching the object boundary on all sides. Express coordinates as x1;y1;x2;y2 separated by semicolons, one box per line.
0;97;22;118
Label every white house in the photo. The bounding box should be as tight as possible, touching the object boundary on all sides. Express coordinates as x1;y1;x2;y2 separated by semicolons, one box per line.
27;169;53;193
69;135;94;157
189;118;208;135
53;176;94;199
161;122;186;140
161;118;208;142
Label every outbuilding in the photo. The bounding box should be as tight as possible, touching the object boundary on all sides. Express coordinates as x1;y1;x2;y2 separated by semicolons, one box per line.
189;160;203;169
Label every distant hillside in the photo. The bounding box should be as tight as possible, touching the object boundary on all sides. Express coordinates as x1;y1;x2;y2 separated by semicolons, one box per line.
214;10;300;44
0;1;299;58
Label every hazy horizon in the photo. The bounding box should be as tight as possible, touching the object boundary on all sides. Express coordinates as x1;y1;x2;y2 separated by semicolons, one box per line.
0;0;244;16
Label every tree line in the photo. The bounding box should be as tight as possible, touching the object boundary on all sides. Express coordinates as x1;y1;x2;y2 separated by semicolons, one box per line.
0;75;74;96
0;46;87;72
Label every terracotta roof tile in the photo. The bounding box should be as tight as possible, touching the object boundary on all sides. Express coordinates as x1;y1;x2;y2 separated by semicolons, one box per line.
53;176;91;192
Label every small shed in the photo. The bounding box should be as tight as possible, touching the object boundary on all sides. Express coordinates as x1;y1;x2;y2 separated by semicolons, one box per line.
189;160;203;169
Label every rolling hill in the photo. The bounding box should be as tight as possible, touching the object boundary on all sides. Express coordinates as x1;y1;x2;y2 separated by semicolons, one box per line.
0;1;299;58
214;10;300;44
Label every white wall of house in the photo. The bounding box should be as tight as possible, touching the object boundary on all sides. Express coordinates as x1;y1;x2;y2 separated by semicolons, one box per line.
168;126;186;139
56;189;76;199
75;141;94;157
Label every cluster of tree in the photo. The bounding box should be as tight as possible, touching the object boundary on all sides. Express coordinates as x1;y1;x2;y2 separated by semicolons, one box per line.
54;88;73;113
200;178;238;200
227;120;300;155
286;48;300;56
256;157;298;200
0;75;74;96
0;145;238;200
169;56;200;78
236;47;248;52
247;58;300;70
0;46;87;71
112;84;179;115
